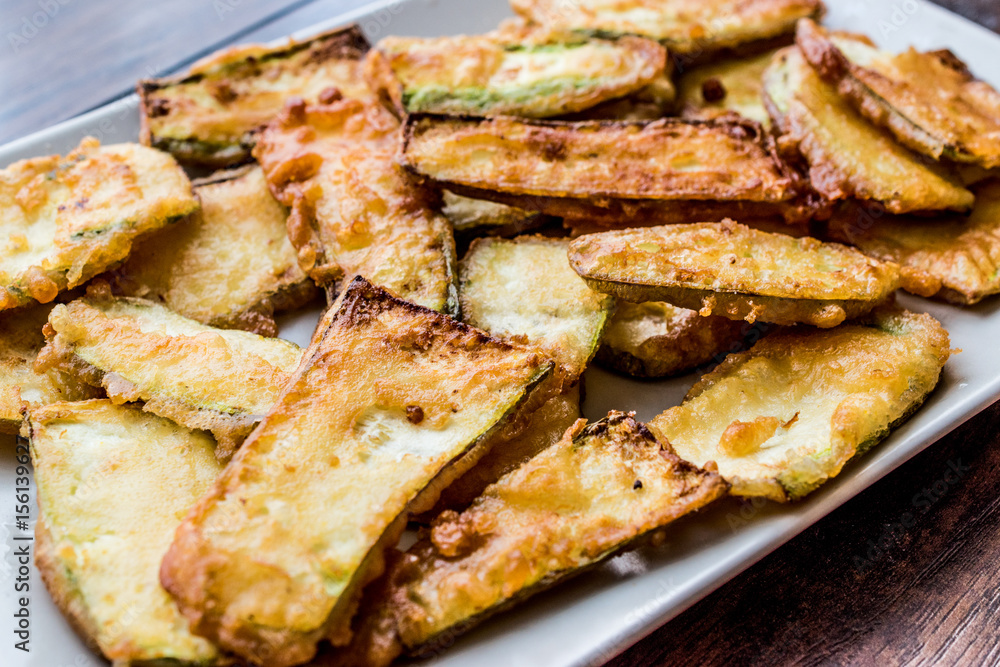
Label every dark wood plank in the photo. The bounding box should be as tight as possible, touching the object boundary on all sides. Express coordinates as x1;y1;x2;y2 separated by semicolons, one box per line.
933;0;1000;32
609;402;1000;667
0;0;318;144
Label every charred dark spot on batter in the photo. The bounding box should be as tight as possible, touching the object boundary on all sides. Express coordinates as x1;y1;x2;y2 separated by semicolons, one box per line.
406;405;424;424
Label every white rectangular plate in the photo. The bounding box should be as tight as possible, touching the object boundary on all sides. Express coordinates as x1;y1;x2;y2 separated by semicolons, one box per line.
3;1;1000;665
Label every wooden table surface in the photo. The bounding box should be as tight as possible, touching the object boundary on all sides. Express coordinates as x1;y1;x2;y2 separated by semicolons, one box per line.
3;1;999;665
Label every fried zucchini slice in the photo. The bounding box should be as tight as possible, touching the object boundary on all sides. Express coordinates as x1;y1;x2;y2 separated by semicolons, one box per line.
649;308;950;501
596;301;746;378
431;385;582;513
336;412;727;665
0;303;100;434
159;277;556;667
677;49;778;126
255;99;457;313
797;19;1000;169
401;114;808;226
28;400;223;665
107;166;316;337
441;190;548;240
827;180;1000;305
367;32;665;118
0;138;197;312
568;221;900;328
459;236;614;380
139;25;371;167
510;0;823;60
763;46;973;214
36;294;303;458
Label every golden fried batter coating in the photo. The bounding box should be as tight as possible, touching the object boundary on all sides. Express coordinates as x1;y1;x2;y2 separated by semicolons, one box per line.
827;180;1000;305
650;308;950;500
797;19;1000;168
328;412;727;666
159;278;556;667
0;138;197;311
401;114;810;226
255;98;457;312
28;400;223;664
764;46;973;214
596;301;746;378
107;166;316;336
0;303;100;434
441;191;548;240
511;0;823;60
367;31;665;118
139;25;371;167
36;294;303;458
568;220;900;328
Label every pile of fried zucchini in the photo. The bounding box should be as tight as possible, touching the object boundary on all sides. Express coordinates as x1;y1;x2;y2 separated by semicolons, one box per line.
9;0;1000;663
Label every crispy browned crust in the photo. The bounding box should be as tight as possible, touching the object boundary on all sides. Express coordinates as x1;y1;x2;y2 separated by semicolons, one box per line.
764;45;973;215
795;19;1000;168
255;99;458;313
510;0;824;62
336;412;727;661
826;180;1000;305
138;25;370;167
35;293;302;460
426;386;582;515
568;221;900;328
366;33;665;119
595;302;747;378
160;277;558;667
102;165;319;337
0;139;198;312
401;113;816;224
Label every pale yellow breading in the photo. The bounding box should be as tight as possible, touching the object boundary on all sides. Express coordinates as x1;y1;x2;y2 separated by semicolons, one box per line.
331;412;727;666
650;308;950;501
36;294;303;458
459;235;615;381
568;221;900;328
140;25;371;167
108;166;316;336
0;138;198;312
678;49;778;126
797;19;1000;168
511;0;824;58
763;46;973;214
596;301;745;378
0;303;100;434
159;278;557;667
368;31;664;118
254;99;457;312
827;180;1000;305
28;400;223;665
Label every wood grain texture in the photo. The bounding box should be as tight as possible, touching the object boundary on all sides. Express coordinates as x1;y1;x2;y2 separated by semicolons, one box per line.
0;0;319;144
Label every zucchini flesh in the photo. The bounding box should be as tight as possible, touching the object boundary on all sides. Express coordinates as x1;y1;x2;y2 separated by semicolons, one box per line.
36;295;303;458
28;400;223;665
139;25;371;167
649;308;950;501
159;277;557;667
